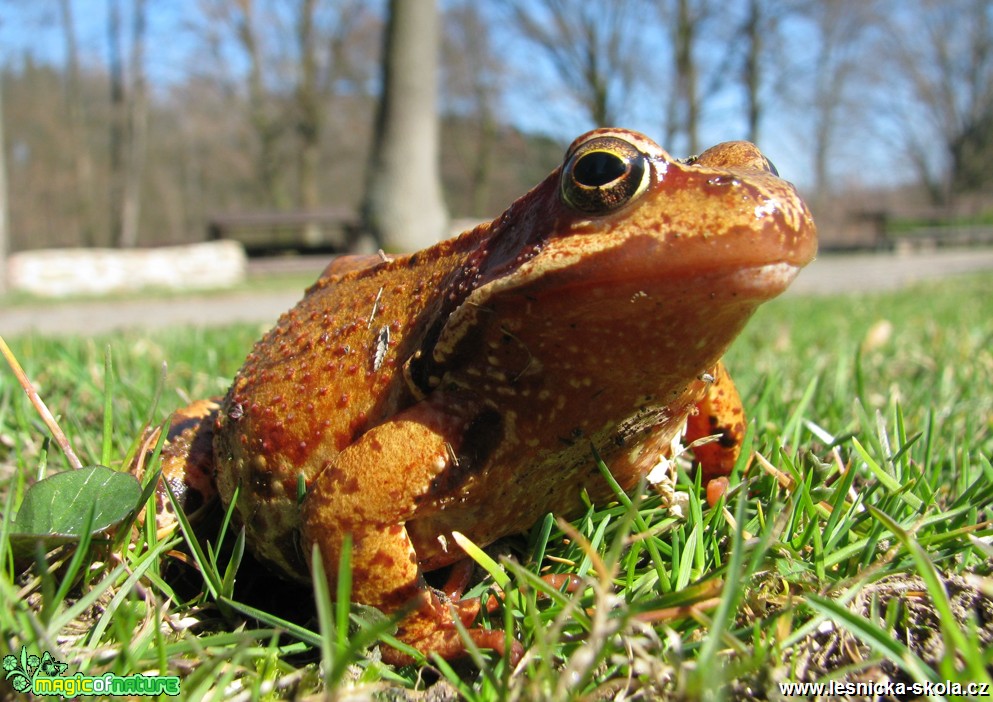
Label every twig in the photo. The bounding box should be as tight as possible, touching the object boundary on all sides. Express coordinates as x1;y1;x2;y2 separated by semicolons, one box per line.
0;334;84;470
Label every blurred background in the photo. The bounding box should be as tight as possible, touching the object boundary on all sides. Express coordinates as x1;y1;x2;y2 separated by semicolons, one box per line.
1;0;991;263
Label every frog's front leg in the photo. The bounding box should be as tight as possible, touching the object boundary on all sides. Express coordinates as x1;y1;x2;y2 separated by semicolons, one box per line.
686;361;746;485
302;394;511;664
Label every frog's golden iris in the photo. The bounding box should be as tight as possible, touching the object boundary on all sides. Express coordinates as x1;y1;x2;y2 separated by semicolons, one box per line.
560;134;651;214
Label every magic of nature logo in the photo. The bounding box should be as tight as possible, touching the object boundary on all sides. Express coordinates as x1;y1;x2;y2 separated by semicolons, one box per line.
3;645;180;697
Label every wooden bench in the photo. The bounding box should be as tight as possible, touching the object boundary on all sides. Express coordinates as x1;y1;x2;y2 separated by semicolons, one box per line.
207;208;361;254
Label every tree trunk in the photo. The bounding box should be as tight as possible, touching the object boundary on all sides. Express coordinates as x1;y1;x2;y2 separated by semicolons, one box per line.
108;0;125;248
361;0;448;251
0;71;9;293
295;0;322;246
742;0;762;143
235;0;288;208
59;0;98;247
674;0;699;154
119;0;148;248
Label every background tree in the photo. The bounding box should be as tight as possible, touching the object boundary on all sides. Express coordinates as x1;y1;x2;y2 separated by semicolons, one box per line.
121;0;147;247
361;0;448;251
0;69;8;293
59;0;98;247
2;0;992;259
107;0;148;248
661;0;708;153
441;2;504;216
879;0;993;204
800;0;882;203
196;0;290;208
294;0;321;244
499;0;648;128
734;0;795;144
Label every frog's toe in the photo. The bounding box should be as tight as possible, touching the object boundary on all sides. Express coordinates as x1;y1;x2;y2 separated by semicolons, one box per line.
381;590;517;665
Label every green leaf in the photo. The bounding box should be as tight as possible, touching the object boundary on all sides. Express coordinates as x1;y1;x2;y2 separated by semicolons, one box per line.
11;465;141;539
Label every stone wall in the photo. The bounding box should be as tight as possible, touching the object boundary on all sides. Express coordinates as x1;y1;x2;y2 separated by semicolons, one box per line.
7;241;247;298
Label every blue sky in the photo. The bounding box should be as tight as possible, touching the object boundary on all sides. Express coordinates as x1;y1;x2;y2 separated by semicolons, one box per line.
0;1;912;192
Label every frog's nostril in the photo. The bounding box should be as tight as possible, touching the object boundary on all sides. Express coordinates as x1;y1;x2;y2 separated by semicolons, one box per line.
574;151;627;187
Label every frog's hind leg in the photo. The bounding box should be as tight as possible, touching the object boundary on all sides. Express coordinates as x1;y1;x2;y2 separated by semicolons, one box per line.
685;362;746;484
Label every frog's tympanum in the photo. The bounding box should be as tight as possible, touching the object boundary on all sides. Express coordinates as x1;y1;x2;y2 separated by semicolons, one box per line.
151;129;817;663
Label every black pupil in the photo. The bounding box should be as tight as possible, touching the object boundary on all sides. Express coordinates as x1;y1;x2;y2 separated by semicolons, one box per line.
574;151;627;187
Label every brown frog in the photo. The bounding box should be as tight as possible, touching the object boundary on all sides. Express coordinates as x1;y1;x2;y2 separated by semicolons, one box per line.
151;129;817;663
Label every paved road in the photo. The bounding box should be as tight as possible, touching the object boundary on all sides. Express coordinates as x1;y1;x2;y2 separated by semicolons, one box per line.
3;248;992;336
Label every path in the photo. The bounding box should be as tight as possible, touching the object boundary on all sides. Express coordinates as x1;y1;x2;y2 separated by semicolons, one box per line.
3;248;992;336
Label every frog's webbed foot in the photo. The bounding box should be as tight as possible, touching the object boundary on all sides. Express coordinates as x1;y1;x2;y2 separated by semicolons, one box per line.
382;588;521;665
685;362;745;503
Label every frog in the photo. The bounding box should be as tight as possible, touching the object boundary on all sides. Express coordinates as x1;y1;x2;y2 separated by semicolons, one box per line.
147;128;817;664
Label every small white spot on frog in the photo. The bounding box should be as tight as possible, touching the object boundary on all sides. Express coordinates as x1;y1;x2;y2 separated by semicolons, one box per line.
754;199;778;219
631;290;648;301
487;355;501;366
432;454;447;472
437;534;449;552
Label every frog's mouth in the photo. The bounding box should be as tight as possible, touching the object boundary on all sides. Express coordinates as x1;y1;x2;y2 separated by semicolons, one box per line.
715;261;804;299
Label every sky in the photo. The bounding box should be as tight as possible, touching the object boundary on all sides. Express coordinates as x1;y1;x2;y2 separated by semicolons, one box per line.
0;1;914;192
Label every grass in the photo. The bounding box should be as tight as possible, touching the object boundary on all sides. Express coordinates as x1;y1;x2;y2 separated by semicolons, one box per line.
887;209;993;235
1;272;991;700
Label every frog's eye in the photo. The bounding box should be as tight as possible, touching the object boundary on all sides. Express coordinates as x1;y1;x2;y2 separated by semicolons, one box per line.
560;136;651;215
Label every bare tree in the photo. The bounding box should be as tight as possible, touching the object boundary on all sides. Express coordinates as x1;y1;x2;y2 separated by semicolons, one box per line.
108;0;125;246
58;0;98;247
292;0;366;242
665;0;699;151
501;0;647;128
799;0;881;200
0;69;9;293
195;0;290;208
194;0;370;215
361;0;448;251
295;0;321;243
659;0;728;155
107;0;149;248
879;0;993;203
119;0;147;247
441;2;504;215
735;0;796;144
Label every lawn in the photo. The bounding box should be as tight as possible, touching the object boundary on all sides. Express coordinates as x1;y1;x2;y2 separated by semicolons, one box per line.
1;273;991;700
